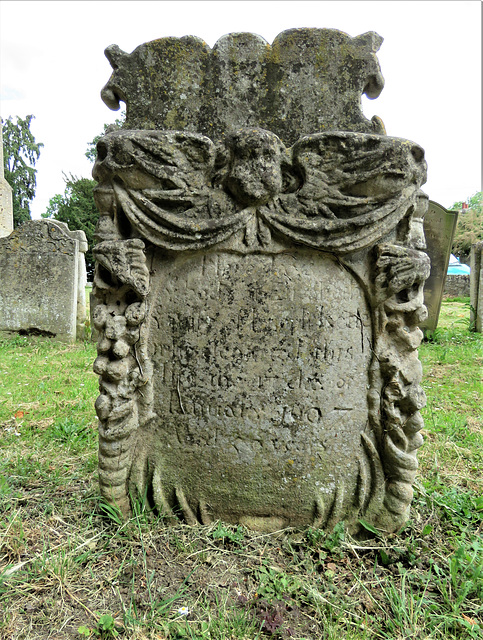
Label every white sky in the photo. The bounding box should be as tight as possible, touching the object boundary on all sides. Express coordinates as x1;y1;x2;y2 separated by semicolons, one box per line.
1;0;481;218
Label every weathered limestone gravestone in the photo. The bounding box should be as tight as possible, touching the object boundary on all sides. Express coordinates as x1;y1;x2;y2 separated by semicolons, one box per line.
0;220;88;343
0;122;14;238
92;29;430;534
470;242;483;332
420;201;458;334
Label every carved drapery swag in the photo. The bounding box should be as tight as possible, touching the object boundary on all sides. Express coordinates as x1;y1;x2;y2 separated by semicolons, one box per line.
94;130;424;253
92;124;429;532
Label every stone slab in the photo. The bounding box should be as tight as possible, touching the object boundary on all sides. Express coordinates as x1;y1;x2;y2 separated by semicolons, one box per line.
144;249;372;528
101;28;386;145
0;220;85;343
470;241;483;332
421;201;458;334
0;122;14;238
0;179;13;238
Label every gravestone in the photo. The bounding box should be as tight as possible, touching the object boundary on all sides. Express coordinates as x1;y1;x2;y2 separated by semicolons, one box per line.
420;201;458;334
470;242;483;332
0;122;14;238
92;29;430;534
75;234;88;340
0;220;87;343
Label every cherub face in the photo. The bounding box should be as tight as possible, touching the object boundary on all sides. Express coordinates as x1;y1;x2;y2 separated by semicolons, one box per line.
225;129;285;206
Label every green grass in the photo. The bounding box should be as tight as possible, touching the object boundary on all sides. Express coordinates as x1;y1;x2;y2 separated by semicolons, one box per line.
0;299;481;639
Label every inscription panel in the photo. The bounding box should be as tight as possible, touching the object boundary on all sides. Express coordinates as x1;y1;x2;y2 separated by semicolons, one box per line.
146;249;373;523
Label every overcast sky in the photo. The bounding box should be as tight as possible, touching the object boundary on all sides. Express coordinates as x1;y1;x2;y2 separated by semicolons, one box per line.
1;0;481;219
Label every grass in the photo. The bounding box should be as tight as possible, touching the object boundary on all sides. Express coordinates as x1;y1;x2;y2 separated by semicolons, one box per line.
0;298;481;639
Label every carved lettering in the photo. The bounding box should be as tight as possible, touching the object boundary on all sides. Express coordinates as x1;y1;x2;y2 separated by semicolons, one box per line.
148;251;372;484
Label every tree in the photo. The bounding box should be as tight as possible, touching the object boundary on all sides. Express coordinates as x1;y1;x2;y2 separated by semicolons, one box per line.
42;174;98;279
85;113;125;163
2;115;43;227
450;191;483;262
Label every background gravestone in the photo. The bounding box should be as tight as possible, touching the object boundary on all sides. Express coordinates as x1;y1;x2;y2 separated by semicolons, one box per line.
73;229;89;340
92;29;430;534
470;241;483;332
0;123;14;239
420;201;459;334
0;220;87;343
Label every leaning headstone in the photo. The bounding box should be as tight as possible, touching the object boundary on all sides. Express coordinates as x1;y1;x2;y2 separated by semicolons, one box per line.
0;220;87;343
92;29;430;534
72;230;89;340
470;241;483;332
420;201;458;334
0;122;14;238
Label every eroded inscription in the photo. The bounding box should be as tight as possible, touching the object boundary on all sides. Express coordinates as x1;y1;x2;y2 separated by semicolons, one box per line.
142;249;372;519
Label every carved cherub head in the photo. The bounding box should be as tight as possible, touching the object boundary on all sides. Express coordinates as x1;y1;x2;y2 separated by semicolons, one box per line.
223;128;289;206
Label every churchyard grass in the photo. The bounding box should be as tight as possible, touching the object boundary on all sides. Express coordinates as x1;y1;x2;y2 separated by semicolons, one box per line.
0;298;481;639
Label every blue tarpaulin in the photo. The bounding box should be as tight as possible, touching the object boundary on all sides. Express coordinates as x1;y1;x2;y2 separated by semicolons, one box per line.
447;254;471;275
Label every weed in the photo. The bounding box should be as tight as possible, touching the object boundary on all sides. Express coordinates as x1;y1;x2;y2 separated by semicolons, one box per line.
210;521;245;546
96;500;123;527
254;562;301;602
49;416;94;447
78;612;121;638
254;599;297;637
305;521;346;554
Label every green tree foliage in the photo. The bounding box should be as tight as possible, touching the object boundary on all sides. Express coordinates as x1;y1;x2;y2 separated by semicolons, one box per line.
450;191;483;261
42;174;98;279
2;115;43;227
85;113;125;163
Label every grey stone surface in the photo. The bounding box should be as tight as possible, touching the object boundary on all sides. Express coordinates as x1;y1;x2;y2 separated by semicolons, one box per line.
101;29;386;145
420;201;459;334
470;242;483;332
0;123;14;238
0;181;13;238
90;291;100;342
93;29;430;534
443;274;470;298
0;220;87;343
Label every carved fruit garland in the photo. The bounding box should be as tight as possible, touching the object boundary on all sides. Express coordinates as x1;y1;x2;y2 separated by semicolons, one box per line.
92;233;152;515
372;243;430;529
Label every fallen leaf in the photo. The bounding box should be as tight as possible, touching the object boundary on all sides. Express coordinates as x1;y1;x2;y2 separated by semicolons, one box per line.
462;613;478;626
14;410;24;419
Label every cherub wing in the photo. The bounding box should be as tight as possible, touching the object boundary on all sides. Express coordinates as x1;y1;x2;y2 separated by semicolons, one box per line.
93;130;250;250
262;132;427;254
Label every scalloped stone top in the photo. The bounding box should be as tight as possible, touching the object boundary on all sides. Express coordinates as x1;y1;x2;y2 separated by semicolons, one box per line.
101;28;386;145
